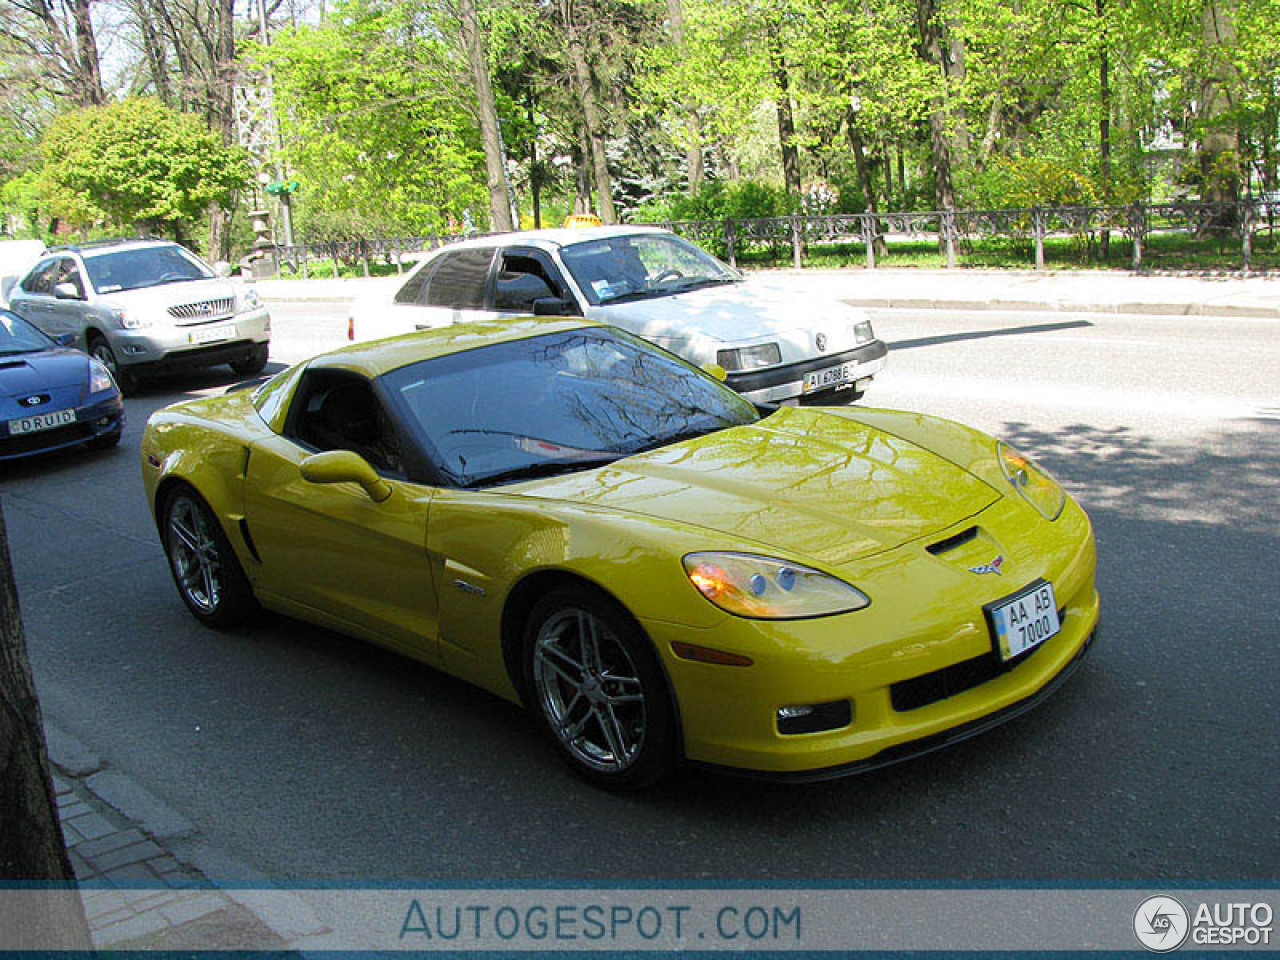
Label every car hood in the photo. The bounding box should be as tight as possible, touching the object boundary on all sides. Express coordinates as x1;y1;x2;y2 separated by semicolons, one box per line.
507;407;1002;566
0;349;88;396
592;275;866;346
100;277;242;311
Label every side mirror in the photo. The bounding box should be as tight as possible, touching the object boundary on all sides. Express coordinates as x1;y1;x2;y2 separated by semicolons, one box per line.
53;282;82;301
214;260;233;278
700;361;728;382
54;332;77;348
532;296;581;317
300;450;392;502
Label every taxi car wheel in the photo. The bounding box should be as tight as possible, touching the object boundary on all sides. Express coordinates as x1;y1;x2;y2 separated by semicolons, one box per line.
229;344;269;376
160;486;256;628
523;587;676;790
88;334;137;395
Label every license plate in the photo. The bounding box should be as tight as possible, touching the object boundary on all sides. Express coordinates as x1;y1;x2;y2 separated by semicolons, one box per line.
189;322;237;345
986;580;1060;661
9;408;76;436
803;360;858;392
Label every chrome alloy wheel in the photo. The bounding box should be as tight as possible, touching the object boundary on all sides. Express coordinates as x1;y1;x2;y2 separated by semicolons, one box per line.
165;494;223;614
532;608;647;772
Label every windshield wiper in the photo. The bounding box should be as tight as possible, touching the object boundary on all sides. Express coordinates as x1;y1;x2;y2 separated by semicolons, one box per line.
672;277;738;292
471;454;621;488
599;289;670;306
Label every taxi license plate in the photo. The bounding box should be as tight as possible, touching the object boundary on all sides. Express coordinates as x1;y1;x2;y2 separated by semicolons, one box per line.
9;408;76;436
986;580;1060;661
189;322;237;345
803;360;857;393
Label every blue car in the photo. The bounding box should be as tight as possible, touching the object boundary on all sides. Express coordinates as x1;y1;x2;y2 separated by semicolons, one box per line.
0;308;124;460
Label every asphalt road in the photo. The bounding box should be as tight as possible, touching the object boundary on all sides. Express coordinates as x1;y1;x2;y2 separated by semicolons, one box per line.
6;301;1278;882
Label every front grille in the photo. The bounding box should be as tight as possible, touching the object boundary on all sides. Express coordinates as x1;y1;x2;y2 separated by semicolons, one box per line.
0;421;94;457
889;608;1067;712
168;298;235;323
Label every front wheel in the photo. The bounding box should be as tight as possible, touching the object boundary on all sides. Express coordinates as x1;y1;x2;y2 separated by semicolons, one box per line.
160;486;256;628
523;587;677;789
88;335;137;395
229;343;269;376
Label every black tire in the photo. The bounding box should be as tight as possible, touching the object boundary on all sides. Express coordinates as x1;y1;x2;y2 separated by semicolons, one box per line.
159;485;257;628
522;585;677;789
88;334;138;395
85;430;122;451
229;343;269;376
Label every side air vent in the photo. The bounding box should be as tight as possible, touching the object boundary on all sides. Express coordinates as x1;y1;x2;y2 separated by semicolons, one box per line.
926;526;979;556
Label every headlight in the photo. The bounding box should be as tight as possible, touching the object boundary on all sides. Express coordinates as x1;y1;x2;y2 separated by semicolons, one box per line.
716;343;781;372
88;358;115;393
110;307;149;330
683;552;869;619
238;288;261;311
998;442;1065;520
853;320;874;343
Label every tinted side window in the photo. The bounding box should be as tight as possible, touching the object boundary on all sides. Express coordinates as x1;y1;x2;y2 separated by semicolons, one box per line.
22;259;58;295
424;249;494;310
495;255;557;312
393;261;433;305
285;370;406;477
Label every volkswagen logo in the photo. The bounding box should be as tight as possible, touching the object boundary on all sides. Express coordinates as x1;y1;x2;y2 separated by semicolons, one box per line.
815;333;827;352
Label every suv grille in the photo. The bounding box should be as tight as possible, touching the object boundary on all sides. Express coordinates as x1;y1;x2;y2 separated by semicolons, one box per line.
169;298;235;323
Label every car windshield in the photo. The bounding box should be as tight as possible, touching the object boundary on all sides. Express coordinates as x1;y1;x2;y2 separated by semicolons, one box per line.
0;310;55;355
83;245;214;294
381;327;759;488
560;233;739;307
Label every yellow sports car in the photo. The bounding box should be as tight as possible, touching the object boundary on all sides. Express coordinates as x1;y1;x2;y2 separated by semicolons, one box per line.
142;317;1098;789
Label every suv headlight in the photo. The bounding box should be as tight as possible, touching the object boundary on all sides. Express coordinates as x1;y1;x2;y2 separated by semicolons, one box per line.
88;358;115;393
110;306;150;330
683;552;869;619
716;343;781;372
238;288;261;312
998;442;1065;520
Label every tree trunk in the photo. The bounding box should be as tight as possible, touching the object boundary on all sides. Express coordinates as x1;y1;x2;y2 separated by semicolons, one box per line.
1198;0;1240;232
135;0;173;104
0;505;92;947
459;0;514;232
915;0;957;247
564;21;616;223
769;30;801;195
1097;0;1112;259
666;0;704;195
69;0;105;105
847;115;888;256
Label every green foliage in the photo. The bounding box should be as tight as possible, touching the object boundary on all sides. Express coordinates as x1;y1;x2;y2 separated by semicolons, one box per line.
35;98;249;238
636;179;796;221
966;158;1101;209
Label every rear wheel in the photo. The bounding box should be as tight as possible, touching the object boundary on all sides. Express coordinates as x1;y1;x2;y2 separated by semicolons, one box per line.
160;486;256;628
523;586;677;789
88;334;137;395
229;343;269;376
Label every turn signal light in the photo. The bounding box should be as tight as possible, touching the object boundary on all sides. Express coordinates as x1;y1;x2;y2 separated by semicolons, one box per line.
670;641;753;667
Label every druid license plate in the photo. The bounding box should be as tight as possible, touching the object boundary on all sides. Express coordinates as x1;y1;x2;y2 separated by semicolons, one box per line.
803;360;857;393
189;322;237;345
986;579;1060;661
9;408;76;436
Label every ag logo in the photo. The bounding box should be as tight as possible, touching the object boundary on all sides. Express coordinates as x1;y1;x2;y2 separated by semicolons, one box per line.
1134;895;1190;952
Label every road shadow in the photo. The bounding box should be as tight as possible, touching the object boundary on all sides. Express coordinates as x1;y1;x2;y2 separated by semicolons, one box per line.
887;319;1093;352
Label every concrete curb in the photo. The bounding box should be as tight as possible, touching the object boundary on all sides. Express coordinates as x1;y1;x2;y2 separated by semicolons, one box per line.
842;297;1280;318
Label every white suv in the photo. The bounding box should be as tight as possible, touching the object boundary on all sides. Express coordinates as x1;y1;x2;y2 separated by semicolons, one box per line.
8;238;271;393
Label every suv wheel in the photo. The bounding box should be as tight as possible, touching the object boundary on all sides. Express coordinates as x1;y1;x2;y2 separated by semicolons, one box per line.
229;343;269;376
88;334;137;395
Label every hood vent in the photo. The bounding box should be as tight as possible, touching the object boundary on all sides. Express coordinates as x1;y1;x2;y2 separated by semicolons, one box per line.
926;526;979;556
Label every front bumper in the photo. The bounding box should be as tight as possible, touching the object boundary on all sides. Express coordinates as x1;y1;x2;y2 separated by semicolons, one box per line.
647;495;1099;776
727;340;889;404
0;393;124;461
108;307;271;370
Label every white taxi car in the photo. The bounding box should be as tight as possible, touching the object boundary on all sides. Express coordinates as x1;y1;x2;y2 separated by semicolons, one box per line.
348;227;887;404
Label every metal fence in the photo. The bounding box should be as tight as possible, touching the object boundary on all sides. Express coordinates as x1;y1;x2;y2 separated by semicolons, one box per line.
262;200;1280;277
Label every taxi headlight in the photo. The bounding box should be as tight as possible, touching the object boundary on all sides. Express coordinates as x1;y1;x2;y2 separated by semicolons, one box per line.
716;343;781;372
998;441;1065;520
853;320;874;343
683;552;869;619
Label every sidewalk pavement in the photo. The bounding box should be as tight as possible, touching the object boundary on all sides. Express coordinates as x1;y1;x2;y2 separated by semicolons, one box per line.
44;724;308;951
253;267;1280;318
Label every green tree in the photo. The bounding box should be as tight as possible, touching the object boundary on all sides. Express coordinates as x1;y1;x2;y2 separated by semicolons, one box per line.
37;97;249;242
